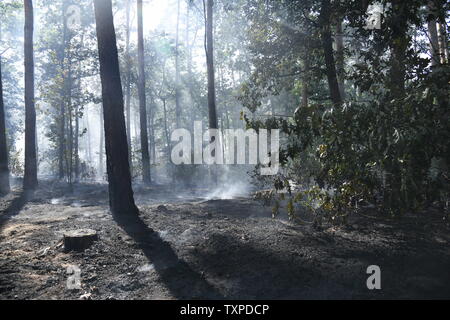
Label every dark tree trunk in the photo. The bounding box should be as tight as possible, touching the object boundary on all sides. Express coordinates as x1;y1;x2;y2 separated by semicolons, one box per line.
384;0;410;210
162;98;170;156
319;0;342;106
335;17;345;100
66;66;74;186
146;94;155;166
388;0;409;98
93;0;138;215
0;58;10;194
185;3;195;130
150;97;156;164
85;105;92;164
23;0;38;190
137;0;151;184
75;36;84;183
58;94;66;179
125;0;132;171
204;0;218;184
99;105;104;178
301;55;310;108
133;105;138;147
175;0;181;127
204;0;218;130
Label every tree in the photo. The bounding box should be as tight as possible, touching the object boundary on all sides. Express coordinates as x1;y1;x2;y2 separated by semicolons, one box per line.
58;0;69;180
335;14;345;99
203;0;219;183
204;0;218;131
437;22;448;63
23;0;38;190
239;0;450;216
175;0;181;127
427;0;440;67
0;2;23;180
99;104;104;177
125;0;132;170
387;0;409;99
319;0;342;106
0;57;10;194
137;0;151;184
37;0;96;182
93;0;138;215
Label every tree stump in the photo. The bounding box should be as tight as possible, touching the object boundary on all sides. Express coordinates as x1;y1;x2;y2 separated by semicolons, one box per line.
63;229;98;252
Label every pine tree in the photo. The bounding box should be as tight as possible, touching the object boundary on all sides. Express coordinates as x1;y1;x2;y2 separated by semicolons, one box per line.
93;0;138;215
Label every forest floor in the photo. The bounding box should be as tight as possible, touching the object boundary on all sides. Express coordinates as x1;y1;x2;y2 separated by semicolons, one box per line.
0;180;449;300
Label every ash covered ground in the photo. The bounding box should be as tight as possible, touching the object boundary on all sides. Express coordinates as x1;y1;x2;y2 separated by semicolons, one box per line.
0;180;449;300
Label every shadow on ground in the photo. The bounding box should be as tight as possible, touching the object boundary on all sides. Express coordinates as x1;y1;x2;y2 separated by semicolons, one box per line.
113;212;225;299
0;190;34;233
190;232;362;299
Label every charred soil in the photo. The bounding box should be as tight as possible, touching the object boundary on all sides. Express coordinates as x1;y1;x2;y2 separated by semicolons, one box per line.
0;181;449;300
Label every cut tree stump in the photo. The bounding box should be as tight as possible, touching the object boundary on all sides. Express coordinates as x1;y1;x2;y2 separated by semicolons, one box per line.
63;229;98;252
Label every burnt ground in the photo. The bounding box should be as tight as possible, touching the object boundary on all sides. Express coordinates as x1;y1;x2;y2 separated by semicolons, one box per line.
0;180;449;300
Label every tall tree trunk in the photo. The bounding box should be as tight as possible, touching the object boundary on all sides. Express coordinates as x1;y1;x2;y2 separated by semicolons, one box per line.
335;17;345;99
125;0;132;170
384;0;410;210
204;0;218;183
74;84;79;183
162;98;170;156
186;3;192;77
204;0;218;130
133;105;138;148
59;0;69;180
23;0;38;190
93;0;138;215
147;98;152;165
147;94;155;165
137;0;151;184
67;73;73;186
435;3;449;110
301;55;309;108
388;0;409;98
99;105;104;179
186;3;194;130
427;1;440;67
59;93;66;179
175;0;181;127
74;35;84;183
0;58;10;194
437;22;448;64
85;105;92;164
319;0;342;106
150;97;156;164
64;63;74;186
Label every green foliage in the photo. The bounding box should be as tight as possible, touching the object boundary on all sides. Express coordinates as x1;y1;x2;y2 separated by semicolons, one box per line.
242;0;450;220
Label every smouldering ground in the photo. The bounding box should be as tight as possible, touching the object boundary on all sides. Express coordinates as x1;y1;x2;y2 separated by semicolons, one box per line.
0;181;449;299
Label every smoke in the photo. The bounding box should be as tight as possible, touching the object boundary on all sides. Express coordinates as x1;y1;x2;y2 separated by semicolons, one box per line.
204;166;253;200
205;183;250;200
